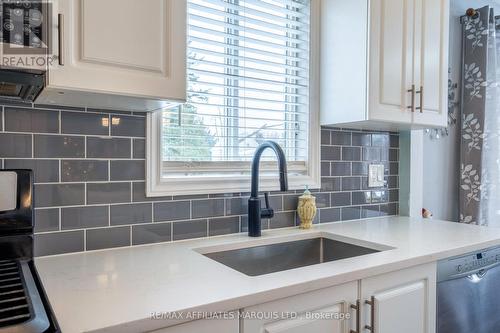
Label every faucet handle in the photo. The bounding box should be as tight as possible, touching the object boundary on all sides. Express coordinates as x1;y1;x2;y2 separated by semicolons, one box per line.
261;192;274;219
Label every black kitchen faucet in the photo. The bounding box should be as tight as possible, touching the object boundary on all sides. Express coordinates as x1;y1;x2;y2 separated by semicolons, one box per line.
248;141;289;237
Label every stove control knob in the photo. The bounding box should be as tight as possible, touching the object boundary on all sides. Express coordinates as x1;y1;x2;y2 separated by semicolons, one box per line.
457;265;463;272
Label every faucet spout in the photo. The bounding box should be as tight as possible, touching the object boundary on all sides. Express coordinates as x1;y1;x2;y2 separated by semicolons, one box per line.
248;141;288;237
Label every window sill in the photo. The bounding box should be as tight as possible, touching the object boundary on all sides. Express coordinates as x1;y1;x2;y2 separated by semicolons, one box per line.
145;174;321;197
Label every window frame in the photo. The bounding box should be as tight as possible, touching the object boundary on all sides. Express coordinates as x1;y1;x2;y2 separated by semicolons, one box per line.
146;0;320;197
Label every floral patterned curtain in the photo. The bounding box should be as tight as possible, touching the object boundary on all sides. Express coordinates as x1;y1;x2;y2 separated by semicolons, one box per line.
460;6;500;225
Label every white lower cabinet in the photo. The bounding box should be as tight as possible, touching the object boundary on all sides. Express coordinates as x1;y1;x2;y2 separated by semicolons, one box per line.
361;263;437;333
152;264;436;333
242;281;358;333
151;312;239;333
242;263;436;333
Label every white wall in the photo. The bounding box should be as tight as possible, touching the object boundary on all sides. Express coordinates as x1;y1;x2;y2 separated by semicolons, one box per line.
422;0;500;221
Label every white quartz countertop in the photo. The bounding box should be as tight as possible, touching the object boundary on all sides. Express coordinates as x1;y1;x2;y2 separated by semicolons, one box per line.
35;216;500;333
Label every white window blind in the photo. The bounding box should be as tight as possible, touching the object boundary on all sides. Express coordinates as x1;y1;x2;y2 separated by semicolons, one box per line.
161;0;311;178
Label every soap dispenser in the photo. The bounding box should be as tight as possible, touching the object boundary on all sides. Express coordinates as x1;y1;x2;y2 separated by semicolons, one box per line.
297;185;317;229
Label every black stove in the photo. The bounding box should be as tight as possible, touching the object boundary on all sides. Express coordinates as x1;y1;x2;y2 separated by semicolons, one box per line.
0;170;59;333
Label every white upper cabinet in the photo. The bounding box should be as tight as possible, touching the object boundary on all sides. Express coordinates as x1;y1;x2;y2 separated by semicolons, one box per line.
368;0;414;125
36;0;186;111
412;0;450;126
320;0;449;130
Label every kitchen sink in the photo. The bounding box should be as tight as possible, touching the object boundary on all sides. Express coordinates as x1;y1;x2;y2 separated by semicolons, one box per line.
202;237;381;276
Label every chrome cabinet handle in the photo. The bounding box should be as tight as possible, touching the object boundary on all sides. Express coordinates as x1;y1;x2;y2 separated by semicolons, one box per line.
416;86;423;113
349;300;360;333
365;296;375;332
58;14;64;66
407;85;416;112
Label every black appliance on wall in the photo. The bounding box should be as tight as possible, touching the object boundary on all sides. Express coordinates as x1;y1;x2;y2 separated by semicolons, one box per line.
0;169;59;332
0;0;48;102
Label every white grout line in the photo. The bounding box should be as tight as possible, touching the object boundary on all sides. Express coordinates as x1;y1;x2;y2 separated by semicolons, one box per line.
2;129;146;140
6;104;147;118
4;157;146;161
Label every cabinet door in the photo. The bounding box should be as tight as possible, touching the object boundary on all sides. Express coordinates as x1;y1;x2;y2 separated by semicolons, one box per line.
361;263;436;333
151;313;239;333
242;281;358;333
46;0;186;108
368;0;414;124
412;0;449;127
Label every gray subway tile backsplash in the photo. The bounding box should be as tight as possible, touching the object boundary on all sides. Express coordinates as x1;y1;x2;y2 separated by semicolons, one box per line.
86;137;131;158
35;183;86;208
34;135;85;158
87;182;131;204
192;199;225;219
86;227;131;251
361;205;381;218
110;115;145;137
342;147;361;161
5;159;59;183
321;130;330;145
61;112;109;135
132;223;171;245
61;206;109;230
154;201;191;222
209;216;240;236
0;133;32;157
173;219;208;241
0;105;399;256
34;231;85;256
110;160;144;181
319;207;341;223
351;132;371;146
352;191;371;205
34;208;60;233
330;192;351;207
331;131;352;146
321;146;341;160
270;211;296;229
110;203;152;225
4;107;59;133
133;139;145;159
331;162;351;176
341;206;362;221
341;177;361;191
61;160;108;182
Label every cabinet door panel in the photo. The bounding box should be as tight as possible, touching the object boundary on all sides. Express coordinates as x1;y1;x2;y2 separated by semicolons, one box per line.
375;281;426;333
369;0;413;124
48;0;186;104
81;0;165;73
361;263;436;333
243;281;357;333
412;0;449;126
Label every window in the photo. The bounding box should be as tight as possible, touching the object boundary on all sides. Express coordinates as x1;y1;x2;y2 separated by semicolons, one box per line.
147;0;319;196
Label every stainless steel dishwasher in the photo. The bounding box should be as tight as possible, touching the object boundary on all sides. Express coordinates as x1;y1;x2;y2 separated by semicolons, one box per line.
437;245;500;333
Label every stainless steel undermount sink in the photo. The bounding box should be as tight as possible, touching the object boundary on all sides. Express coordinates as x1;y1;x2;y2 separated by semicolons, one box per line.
201;237;382;276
